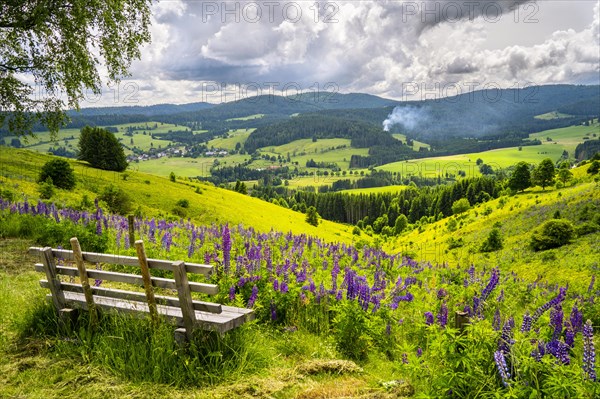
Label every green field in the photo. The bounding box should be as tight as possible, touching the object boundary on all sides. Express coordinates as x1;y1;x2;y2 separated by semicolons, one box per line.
534;111;573;120
338;185;407;195
529;123;599;154
378;129;595;178
226;113;264;121
259;138;370;170
206;129;254;151
391;133;431;150
134;154;251;177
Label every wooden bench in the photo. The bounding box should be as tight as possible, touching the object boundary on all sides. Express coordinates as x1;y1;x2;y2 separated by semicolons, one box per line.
29;238;254;341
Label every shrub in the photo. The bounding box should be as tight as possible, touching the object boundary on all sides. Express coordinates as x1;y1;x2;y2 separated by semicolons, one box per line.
394;214;408;234
352;226;361;236
530;219;574;251
169;172;176;182
306;206;319;227
447;237;464;249
99;185;132;215
575;222;599;237
480;228;503;252
38;158;76;190
451;198;470;215
38;178;55;199
171;206;187;218
0;187;16;202
176;199;190;208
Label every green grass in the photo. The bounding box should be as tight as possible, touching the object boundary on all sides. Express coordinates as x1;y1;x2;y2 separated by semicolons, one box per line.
534;111;573;120
529;122;600;154
226;114;264;121
338;185;407;195
207;129;254;151
391;134;431;151
0;147;358;243
259;139;369;170
133;154;254;178
387;179;600;287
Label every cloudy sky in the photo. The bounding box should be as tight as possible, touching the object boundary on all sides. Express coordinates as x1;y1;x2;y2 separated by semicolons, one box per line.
84;0;600;107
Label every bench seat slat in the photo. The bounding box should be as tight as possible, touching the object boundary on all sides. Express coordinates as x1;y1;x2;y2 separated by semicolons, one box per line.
34;264;218;295
40;280;223;314
29;247;214;277
52;292;253;334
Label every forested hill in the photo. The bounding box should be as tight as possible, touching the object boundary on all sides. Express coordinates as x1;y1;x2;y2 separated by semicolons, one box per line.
243;114;407;153
313;85;600;140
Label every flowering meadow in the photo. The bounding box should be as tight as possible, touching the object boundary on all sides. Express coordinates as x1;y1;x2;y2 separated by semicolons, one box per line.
1;197;599;397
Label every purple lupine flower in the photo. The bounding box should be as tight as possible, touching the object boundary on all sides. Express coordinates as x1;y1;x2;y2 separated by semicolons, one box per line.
161;231;172;252
569;304;583;333
480;268;500;303
565;327;576;348
437;303;448;328
496;289;504;303
273;279;279;292
386;322;391;336
546;340;570;365
229;286;236;301
493;309;501;331
402;353;408;364
222;224;231;274
589;275;596;294
280;280;289;294
247;285;258;308
436;288;448;300
531;340;546;362
424;311;434;326
494;350;511;387
187;229;197;258
270;301;277;321
583;320;597;381
96;220;102;235
521;312;532;333
417;347;423;357
550;305;564;340
498;317;515;355
531;287;567;325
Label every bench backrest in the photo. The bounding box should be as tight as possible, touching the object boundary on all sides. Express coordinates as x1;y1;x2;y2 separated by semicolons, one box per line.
29;240;221;331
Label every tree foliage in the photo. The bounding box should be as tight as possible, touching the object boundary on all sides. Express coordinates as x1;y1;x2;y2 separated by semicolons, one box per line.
532;158;556;190
306;206;319;227
451;198;470;215
530;219;574;251
508;162;531;192
480;228;503;252
38;158;75;190
78;126;128;172
0;0;152;136
98;185;132;215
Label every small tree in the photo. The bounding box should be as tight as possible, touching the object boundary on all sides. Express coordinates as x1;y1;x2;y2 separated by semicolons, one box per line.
305;206;319;227
394;214;408;235
480;228;503;252
557;164;573;186
99;185;132;215
451;198;470;215
169;172;176;182
38;158;76;190
508;162;531;192
78;126;128;172
530;219;574;251
587;160;600;175
532;158;556;190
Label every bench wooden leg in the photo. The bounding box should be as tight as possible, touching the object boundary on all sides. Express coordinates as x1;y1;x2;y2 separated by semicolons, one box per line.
174;328;188;347
59;308;78;333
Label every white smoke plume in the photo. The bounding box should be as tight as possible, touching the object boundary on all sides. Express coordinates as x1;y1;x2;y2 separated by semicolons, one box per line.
382;106;428;132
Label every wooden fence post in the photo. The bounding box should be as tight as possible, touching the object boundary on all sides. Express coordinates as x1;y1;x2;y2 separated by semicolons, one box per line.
41;247;66;312
128;215;135;248
455;310;469;332
172;261;196;342
70;237;97;326
135;240;159;325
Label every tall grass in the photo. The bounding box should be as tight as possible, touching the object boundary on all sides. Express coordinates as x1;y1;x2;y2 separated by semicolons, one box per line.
18;303;273;387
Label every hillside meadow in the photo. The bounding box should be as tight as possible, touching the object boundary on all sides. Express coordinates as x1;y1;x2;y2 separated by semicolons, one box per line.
0;147;599;399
